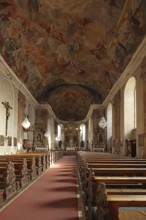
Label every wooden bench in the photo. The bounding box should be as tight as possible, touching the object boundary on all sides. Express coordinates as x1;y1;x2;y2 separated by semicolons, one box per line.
84;168;146;200
17;154;44;174
0;157;30;188
27;152;50;169
88;181;146;220
0;190;4;203
107;194;146;220
15;152;49;172
80;158;146;164
80;161;146;178
81;165;146;198
87;173;146;220
77;152;146;220
0;155;37;181
0;162;17;200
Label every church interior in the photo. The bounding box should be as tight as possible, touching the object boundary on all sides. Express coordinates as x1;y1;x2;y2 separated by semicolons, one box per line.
0;0;146;220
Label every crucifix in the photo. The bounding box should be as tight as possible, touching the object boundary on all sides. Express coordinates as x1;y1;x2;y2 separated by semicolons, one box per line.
2;101;12;136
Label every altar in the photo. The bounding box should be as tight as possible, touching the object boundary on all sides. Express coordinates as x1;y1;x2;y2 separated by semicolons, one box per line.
66;147;76;151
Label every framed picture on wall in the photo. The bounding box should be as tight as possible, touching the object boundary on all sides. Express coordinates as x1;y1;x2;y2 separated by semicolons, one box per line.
0;135;4;146
8;136;12;146
138;134;144;147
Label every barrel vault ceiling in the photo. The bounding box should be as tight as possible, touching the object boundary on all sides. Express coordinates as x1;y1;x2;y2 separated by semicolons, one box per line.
0;0;146;121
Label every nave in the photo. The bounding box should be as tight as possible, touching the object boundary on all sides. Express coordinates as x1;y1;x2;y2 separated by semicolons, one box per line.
0;155;81;220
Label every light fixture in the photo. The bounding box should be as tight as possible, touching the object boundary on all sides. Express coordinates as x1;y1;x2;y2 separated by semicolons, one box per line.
98;116;107;129
98;107;107;129
21;115;31;129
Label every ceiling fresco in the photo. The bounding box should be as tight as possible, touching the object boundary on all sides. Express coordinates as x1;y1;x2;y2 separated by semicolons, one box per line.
0;0;146;121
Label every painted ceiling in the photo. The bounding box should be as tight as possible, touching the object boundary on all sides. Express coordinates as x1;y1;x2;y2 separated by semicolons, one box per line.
0;0;146;121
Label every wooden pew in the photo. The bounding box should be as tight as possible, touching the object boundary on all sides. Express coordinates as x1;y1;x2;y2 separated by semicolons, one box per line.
32;152;50;168
11;154;41;177
107;194;146;220
84;168;146;201
0;190;4;203
79;160;146;174
0;157;29;189
80;158;146;165
16;152;49;172
0;162;17;200
78;152;146;180
87;171;146;220
85;162;146;167
92;175;146;187
77;152;146;220
81;165;146;199
0;155;37;181
18;153;44;174
90;167;146;176
95;182;146;220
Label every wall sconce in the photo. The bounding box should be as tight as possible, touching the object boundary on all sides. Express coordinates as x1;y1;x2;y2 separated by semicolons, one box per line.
21;115;31;129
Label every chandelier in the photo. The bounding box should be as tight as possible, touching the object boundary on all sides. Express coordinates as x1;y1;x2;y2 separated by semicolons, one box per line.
98;107;107;129
22;115;31;129
98;116;107;129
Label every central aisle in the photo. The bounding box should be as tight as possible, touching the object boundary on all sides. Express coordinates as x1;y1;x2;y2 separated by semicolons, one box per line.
0;155;79;220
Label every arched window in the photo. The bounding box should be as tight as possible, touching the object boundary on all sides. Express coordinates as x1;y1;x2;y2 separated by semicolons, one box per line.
107;103;112;151
80;124;86;149
124;77;136;139
80;124;86;141
57;124;62;141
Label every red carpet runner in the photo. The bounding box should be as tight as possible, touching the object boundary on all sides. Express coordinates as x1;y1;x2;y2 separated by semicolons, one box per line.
0;155;79;220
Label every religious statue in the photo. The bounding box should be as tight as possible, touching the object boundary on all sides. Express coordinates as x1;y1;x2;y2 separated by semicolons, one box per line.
2;101;12;136
2;101;12;119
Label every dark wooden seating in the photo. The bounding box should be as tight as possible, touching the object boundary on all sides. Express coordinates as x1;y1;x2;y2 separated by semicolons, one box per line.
1;155;37;181
0;161;17;200
95;182;146;220
80;162;146;193
0;151;63;206
0;157;29;188
0;190;4;203
107;194;146;220
77;152;146;220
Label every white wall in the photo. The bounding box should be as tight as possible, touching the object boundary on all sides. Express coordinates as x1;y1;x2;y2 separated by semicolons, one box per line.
0;56;38;155
0;76;18;154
